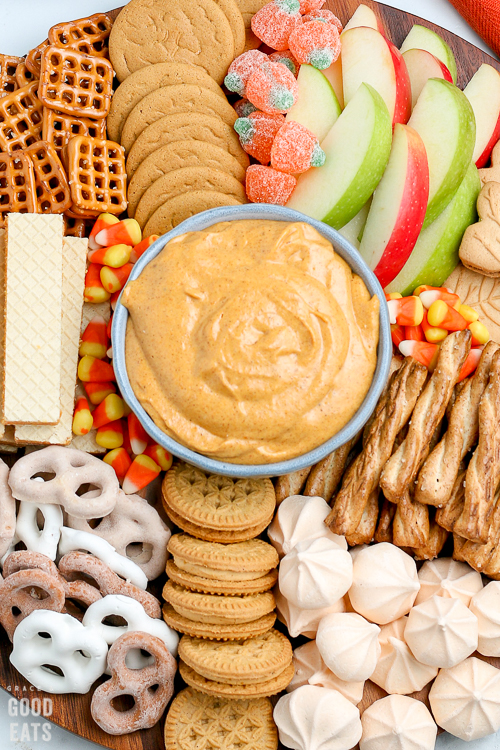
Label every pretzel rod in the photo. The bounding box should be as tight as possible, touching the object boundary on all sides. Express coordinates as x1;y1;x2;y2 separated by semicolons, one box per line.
393;489;430;548
345;488;379;546
362;354;405;445
275;467;311;505
304;436;356;504
326;358;427;535
435;466;467;532
453;534;468;561
454;350;500;543
380;331;471;503
413;515;449;561
374;498;395;543
415;341;499;507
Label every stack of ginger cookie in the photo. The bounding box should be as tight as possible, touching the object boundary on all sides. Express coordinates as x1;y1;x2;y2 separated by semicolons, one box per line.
161;462;294;700
107;0;270;236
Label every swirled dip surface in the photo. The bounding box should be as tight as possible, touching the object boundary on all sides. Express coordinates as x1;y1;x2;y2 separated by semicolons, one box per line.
122;221;379;464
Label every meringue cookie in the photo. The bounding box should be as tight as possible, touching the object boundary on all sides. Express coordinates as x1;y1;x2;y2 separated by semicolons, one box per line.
360;695;437;750
279;537;352;610
275;585;345;638
268;495;347;558
415;558;483;607
470;582;500;657
349;543;420;624
429;657;500;741
316;612;380;682
274;685;362;750
287;641;364;705
405;595;478;668
371;617;437;695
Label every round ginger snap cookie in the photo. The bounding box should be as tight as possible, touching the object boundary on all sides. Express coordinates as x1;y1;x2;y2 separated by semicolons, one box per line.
166;560;278;596
143;191;244;236
107;62;225;143
163;580;275;624
162;603;276;640
168;533;278;577
162;498;273;543
128;140;246;217
179;660;295;698
120;84;238;154
179;629;293;685
109;0;234;84
126;112;249;178
164;687;278;750
213;0;246;57
135;166;247;228
163;463;276;532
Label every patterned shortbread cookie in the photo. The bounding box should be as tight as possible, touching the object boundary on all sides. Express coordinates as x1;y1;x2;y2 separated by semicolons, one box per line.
179;660;295;698
162;580;275;624
166;560;278;595
162;497;272;543
168;533;278;579
162;603;276;640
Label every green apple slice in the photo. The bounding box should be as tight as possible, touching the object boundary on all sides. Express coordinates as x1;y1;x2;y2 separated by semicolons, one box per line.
400;24;458;84
386;162;480;295
344;3;385;34
408;78;475;228
286;64;341;143
338;200;371;249
286;83;392;229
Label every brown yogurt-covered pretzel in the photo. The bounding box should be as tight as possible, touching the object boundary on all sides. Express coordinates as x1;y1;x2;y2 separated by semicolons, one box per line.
91;630;176;735
0;458;16;559
8;446;120;519
66;490;171;580
0;567;65;640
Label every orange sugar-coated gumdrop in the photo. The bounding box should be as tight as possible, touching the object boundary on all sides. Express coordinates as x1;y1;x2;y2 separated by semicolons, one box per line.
224;49;268;96
302;9;342;32
246;164;297;205
251;0;302;51
234;98;259;117
271;120;325;173
246;61;299;114
234;110;285;164
269;50;300;76
299;0;326;12
289;19;341;68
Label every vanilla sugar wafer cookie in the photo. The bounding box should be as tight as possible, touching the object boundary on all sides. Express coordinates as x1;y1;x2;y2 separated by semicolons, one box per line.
162;603;276;640
0;230;7;439
180;660;294;698
168;534;278;580
164;688;278;750
163;580;275;625
179;630;292;685
163;497;273;542
166;560;278;595
15;237;87;445
4;214;63;425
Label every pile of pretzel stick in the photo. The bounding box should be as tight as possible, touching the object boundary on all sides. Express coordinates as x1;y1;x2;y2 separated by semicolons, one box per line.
276;329;500;573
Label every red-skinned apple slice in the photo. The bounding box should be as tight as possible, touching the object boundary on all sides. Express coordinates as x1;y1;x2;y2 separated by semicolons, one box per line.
341;26;412;126
400;24;458;84
343;3;385;35
402;48;452;109
359;123;429;288
464;64;500;168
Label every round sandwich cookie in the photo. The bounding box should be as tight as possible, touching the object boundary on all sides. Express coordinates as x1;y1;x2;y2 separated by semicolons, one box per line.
162;603;276;640
162;580;276;624
168;533;279;579
166;560;278;595
179;660;295;698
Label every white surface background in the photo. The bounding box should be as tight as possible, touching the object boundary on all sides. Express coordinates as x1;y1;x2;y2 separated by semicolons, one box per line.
0;0;499;747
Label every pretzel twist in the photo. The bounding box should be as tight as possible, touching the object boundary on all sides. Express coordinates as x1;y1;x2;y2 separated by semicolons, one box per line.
392;489;430;548
304;438;355;505
275;467;311;505
0;567;65;640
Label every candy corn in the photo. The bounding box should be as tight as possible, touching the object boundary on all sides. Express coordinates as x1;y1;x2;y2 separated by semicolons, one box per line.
421;312;448;344
89;213;120;251
387;296;424;326
398;340;440;371
427;300;467;331
469;320;490;346
72;397;93;436
458;304;479;324
103;447;132;481
106;315;113;340
404;324;424;342
457;347;483;383
122;420;133;454
385;292;402;301
92;393;126;429
100;263;133;294
83;381;116;405
95;218;142;248
144;443;173;471
78;355;115;383
128;412;149;455
110;291;121;310
79;316;108;359
122;454;161;495
419;289;461;310
84;263;111;303
130;235;159;263
391;324;405;348
88;244;132;268
96;419;124;449
413;285;453;297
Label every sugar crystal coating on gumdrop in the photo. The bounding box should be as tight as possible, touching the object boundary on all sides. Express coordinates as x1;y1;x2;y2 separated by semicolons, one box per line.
289;19;341;69
234;110;285;164
269;50;300;76
246;61;299;115
299;0;326;12
224;49;269;96
302;9;343;32
251;0;303;51
271;120;325;173
246;164;297;205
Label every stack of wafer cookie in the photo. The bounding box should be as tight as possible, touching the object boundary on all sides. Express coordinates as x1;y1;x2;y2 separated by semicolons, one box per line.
107;0;253;236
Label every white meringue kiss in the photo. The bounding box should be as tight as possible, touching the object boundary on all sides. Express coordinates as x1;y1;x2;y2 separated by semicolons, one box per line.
360;695;437;750
316;612;380;682
268;495;347;558
371;617;437;695
415;557;482;607
287;641;364;705
274;585;346;639
470;581;500;657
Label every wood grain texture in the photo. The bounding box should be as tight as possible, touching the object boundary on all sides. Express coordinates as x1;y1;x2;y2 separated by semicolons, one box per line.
1;2;500;749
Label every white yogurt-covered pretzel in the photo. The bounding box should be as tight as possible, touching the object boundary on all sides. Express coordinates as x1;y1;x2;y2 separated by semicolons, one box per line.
0;458;16;559
16;501;63;560
58;527;147;589
10;609;108;693
66;491;170;580
8;446;119;519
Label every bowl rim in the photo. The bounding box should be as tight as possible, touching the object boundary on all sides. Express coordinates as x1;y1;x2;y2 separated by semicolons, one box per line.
112;204;392;478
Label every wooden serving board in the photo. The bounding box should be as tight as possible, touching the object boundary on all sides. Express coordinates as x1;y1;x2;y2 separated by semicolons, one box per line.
2;2;500;748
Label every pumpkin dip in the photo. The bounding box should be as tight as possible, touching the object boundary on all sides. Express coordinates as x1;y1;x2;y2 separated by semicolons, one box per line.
121;220;379;464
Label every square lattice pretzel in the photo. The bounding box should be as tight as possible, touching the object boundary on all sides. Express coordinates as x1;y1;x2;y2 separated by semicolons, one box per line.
25;39;49;77
0;55;22;98
0;152;37;227
48;13;113;57
42;107;106;156
0;81;43;152
38;46;113;119
25;140;71;214
63;135;127;215
15;62;37;89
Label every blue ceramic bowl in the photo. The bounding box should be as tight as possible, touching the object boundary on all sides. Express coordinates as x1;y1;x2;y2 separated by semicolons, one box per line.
112;204;392;478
